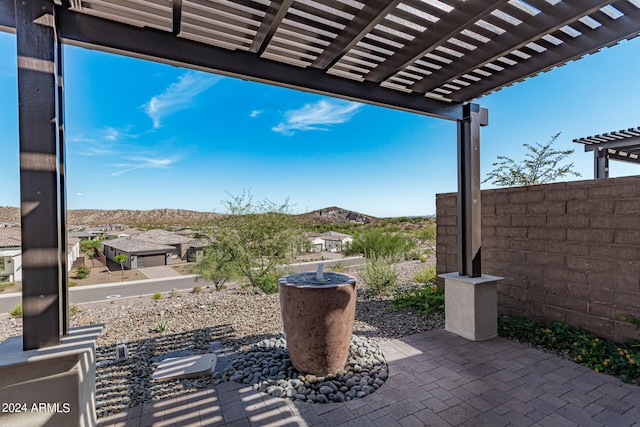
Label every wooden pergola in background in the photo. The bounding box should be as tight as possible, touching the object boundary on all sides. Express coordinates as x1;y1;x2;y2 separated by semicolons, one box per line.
574;127;640;178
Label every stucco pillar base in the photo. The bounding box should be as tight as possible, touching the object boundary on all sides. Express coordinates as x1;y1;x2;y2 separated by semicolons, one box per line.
439;273;503;341
0;324;103;427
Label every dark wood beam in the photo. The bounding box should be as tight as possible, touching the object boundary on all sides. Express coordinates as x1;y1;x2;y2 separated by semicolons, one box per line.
249;0;294;55
450;5;640;102
0;0;15;31
411;0;616;95
16;0;63;349
310;0;402;70
172;0;182;35
56;7;463;121
366;0;509;84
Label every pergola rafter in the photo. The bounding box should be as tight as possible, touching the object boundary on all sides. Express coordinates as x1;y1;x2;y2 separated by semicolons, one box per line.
365;0;510;84
309;0;402;71
248;0;293;55
410;0;618;95
451;3;640;101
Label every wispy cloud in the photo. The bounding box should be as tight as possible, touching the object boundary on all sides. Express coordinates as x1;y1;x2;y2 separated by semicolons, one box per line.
249;110;263;118
144;71;222;129
272;100;362;136
110;156;179;176
70;126;139;156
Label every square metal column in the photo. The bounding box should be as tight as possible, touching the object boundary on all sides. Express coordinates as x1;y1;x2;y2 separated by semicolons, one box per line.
16;0;64;349
594;148;609;179
457;103;488;278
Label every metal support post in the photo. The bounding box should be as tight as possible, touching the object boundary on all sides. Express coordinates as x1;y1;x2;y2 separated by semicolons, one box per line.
594;148;609;179
457;103;488;278
16;0;64;349
56;22;69;335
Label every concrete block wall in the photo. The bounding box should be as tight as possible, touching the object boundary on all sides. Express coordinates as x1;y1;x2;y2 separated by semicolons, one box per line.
436;175;640;342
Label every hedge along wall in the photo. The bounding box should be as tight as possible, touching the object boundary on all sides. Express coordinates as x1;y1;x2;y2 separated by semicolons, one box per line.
436;175;640;342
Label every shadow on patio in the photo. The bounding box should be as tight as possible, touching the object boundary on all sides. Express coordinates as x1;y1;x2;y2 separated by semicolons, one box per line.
97;328;640;426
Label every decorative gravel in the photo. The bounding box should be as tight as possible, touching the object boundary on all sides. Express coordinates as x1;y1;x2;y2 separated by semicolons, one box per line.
219;334;389;403
0;260;443;418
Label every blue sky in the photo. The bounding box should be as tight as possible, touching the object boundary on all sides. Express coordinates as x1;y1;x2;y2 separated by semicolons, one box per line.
1;31;639;217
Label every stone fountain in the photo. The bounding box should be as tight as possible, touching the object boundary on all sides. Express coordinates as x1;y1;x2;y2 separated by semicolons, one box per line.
278;264;357;376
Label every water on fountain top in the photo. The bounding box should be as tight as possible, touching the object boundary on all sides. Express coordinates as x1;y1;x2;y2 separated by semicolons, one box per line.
279;271;355;287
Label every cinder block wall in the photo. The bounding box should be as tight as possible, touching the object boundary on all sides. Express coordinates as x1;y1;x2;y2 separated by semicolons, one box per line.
436;175;640;342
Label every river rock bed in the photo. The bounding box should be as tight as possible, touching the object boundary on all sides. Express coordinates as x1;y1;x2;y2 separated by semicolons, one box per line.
217;334;388;403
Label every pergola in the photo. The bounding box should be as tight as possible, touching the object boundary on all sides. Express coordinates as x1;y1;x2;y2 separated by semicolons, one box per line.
1;0;639;351
574;126;640;179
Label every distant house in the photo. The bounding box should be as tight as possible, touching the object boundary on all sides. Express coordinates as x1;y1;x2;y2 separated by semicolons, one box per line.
302;231;354;253
67;237;81;270
131;229;192;260
103;237;173;269
319;231;354;252
0;227;22;282
186;237;212;262
103;228;144;240
102;229;195;269
68;230;100;241
1;228;80;281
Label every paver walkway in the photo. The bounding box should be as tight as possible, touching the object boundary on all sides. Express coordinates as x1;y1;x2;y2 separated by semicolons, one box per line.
97;329;640;426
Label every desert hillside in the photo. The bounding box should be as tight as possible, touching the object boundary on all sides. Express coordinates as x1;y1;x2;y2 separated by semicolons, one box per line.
0;206;377;227
0;206;221;227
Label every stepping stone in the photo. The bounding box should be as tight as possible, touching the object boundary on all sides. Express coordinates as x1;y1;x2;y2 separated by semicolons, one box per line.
152;353;217;381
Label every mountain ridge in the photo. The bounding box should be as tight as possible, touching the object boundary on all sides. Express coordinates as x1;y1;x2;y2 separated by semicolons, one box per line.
0;206;374;227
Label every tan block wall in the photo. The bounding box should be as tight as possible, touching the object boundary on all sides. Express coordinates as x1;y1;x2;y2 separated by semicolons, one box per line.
436;175;640;342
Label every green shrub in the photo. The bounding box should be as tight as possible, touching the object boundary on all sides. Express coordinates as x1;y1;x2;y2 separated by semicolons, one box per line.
68;281;77;287
344;229;415;262
170;288;182;298
393;284;444;315
75;264;90;280
0;282;15;292
499;316;640;383
69;303;82;316
251;272;279;294
192;285;202;293
9;304;22;318
412;266;437;285
328;261;347;273
359;258;397;297
155;318;170;333
151;292;162;300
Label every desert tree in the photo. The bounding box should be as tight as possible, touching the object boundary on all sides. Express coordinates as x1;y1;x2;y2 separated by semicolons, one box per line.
483;132;581;187
191;245;235;291
114;254;127;275
202;190;303;294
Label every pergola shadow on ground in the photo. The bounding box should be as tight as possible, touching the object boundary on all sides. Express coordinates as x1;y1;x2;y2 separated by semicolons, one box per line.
97;329;640;427
2;1;640;425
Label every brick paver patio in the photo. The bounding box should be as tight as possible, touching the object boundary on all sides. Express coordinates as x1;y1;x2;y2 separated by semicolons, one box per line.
98;329;640;426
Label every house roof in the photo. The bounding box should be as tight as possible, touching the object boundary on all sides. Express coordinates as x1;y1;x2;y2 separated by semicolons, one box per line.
321;231;353;238
103;237;175;254
0;227;21;248
68;231;99;238
104;228;144;237
134;229;192;245
320;235;349;242
2;1;638;121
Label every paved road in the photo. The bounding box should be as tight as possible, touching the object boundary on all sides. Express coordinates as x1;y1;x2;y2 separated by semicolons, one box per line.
0;256;364;315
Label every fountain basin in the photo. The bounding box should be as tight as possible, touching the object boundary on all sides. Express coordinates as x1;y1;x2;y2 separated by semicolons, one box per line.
278;272;357;376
